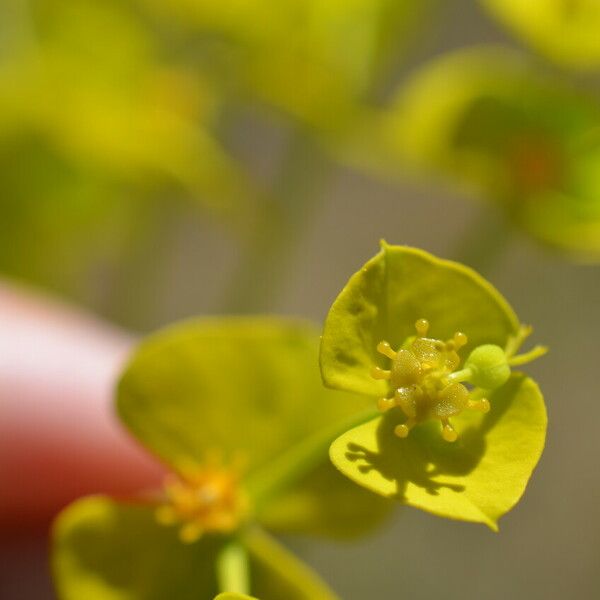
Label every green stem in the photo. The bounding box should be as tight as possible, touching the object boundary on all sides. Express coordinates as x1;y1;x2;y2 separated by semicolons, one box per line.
221;130;331;313
446;368;472;383
216;540;250;595
239;526;336;598
246;407;379;508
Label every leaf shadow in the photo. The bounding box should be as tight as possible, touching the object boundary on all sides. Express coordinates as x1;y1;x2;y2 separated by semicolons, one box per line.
343;375;524;501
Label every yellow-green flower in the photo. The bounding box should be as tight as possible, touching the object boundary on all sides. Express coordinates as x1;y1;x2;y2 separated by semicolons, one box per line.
382;47;600;259
52;318;390;599
320;243;547;530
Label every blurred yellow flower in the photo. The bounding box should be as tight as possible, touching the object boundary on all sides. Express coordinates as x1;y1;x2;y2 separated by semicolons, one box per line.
382;47;600;258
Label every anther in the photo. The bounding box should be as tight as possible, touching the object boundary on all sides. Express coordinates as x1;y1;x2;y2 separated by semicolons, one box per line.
441;420;458;442
378;397;395;412
154;455;248;543
377;341;397;360
373;319;491;443
453;332;467;349
371;366;391;380
395;419;416;438
415;319;429;337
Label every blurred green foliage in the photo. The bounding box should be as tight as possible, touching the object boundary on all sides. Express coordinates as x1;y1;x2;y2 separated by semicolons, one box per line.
482;0;600;69
382;48;600;257
0;0;264;320
137;0;430;134
2;0;600;328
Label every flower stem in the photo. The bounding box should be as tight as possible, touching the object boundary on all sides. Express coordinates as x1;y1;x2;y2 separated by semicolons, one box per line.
216;540;250;595
446;368;472;383
246;407;379;508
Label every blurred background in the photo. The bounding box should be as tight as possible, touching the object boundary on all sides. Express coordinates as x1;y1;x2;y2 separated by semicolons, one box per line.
1;0;599;598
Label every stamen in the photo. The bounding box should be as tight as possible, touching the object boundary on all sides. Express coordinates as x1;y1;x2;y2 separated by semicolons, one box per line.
180;522;204;544
377;341;397;360
441;419;458;442
155;453;249;543
453;332;468;350
372;319;545;442
378;397;395;412
371;366;391;380
372;319;486;442
415;319;430;337
395;418;416;438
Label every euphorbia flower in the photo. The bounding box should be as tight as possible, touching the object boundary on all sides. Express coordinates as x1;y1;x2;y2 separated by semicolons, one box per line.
382;47;600;259
52;318;389;599
320;243;547;530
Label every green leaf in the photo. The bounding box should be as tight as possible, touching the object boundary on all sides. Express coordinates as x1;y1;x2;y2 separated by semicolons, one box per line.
482;0;600;69
242;528;339;600
52;496;223;600
329;374;546;529
118;317;389;537
320;243;519;398
215;594;258;600
7;0;249;212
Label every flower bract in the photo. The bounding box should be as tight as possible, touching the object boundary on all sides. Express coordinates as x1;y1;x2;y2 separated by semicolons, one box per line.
320;243;547;529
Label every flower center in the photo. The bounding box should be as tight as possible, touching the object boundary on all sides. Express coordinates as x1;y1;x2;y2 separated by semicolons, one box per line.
155;454;249;543
372;319;490;442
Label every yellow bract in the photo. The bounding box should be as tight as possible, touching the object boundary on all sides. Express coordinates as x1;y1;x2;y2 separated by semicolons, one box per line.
321;245;548;528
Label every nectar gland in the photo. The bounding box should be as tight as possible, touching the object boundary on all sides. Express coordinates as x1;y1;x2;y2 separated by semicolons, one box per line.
371;319;490;442
155;452;249;543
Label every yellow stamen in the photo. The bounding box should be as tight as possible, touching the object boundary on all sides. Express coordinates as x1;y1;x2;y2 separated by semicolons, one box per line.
154;453;249;543
372;319;482;442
